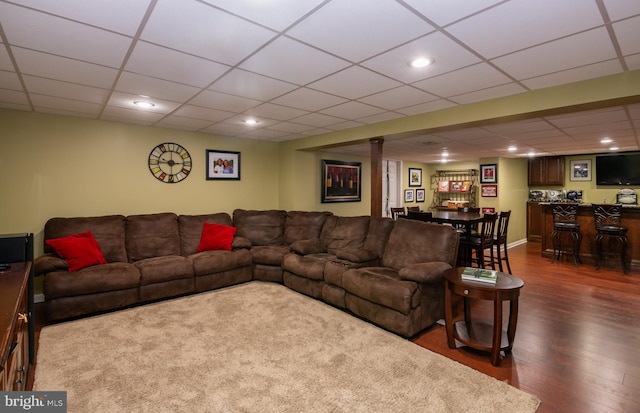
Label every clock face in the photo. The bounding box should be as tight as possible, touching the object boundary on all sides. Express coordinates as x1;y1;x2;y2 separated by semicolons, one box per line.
148;142;192;183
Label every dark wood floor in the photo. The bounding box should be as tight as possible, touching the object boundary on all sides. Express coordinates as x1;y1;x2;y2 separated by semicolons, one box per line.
413;242;640;413
30;242;639;412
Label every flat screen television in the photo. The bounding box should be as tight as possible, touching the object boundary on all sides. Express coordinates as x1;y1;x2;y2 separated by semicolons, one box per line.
595;153;640;185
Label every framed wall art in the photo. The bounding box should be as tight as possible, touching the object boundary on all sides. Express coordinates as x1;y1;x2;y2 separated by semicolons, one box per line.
570;159;591;181
404;189;414;203
206;150;240;180
481;185;498;197
321;160;361;203
482;207;496;214
409;168;422;187
480;164;497;184
416;189;425;203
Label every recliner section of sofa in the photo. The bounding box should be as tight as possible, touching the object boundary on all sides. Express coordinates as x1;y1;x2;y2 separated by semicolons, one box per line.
36;209;459;338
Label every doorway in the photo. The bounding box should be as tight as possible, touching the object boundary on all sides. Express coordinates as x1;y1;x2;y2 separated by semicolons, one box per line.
382;160;402;218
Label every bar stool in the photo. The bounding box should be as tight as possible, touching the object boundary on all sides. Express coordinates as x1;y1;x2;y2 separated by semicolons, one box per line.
459;213;497;269
492;210;512;274
550;203;582;267
592;204;629;274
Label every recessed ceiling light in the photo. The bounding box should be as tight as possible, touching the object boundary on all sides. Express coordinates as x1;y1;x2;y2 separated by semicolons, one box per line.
442;151;449;157
610;146;619;151
508;145;517;152
133;100;155;109
408;57;434;68
601;137;613;144
440;158;448;163
244;119;259;125
527;151;536;157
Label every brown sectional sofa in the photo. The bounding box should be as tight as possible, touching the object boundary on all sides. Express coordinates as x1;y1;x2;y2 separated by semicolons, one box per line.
35;209;460;338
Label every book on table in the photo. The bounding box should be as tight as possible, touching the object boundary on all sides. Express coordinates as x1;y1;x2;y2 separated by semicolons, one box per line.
461;267;498;284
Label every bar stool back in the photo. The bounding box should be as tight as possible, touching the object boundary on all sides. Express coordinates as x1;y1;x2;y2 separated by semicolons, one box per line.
550;203;582;267
492;210;512;274
592;204;629;273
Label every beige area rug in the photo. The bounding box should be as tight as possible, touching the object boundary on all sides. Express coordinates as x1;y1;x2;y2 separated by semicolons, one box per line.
35;282;540;412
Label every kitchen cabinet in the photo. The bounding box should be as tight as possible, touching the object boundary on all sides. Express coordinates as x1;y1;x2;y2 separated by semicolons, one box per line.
528;156;565;186
527;202;543;242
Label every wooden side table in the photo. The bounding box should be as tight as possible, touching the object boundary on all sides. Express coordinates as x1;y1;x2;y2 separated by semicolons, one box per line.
443;267;524;366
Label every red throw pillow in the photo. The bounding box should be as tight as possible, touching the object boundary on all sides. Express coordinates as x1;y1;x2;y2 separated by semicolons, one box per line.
45;230;107;271
197;223;236;252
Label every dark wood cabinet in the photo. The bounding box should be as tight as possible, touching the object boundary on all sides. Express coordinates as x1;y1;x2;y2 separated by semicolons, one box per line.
528;156;565;186
527;202;543;242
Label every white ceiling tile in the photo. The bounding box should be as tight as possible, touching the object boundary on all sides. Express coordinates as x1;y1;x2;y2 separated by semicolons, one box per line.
602;0;640;20
0;89;30;106
308;66;402;100
23;76;109;104
625;53;640;70
521;60;623;90
8;0;152;36
320;101;386;119
171;105;235;122
361;32;482;83
126;42;231;88
412;63;512;97
244;102;309;121
396;99;457;116
491;28;617;80
202;0;326;31
201;122;247;136
446;0;604;58
272;87;348;112
449;83;526;105
286;0;435;62
209;70;298;101
116;72;199;102
0;46;14;71
12;48;118;88
188;90;261;113
107;91;180;114
0;2;131;67
290;113;345;128
358;86;438;110
101;105;165;125
0;71;23;91
266;122;315;134
613;16;640;56
401;0;504;26
546;107;629;127
30;94;101;115
141;0;276;65
357;111;405;124
239;37;350;85
155;115;213;131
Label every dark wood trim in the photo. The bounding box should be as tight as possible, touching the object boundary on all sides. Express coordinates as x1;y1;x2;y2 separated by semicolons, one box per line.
370;137;383;217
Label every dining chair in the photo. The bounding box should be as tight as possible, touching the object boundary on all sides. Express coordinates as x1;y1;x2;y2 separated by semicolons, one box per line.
491;210;512;274
390;207;405;220
406;211;433;222
459;213;498;269
592;204;628;273
407;206;420;212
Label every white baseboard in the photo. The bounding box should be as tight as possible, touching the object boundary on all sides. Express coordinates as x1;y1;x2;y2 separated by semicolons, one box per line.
34;293;45;303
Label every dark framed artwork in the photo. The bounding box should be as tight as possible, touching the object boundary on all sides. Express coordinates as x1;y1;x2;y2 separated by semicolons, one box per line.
570;159;591;181
480;164;497;184
404;189;414;203
416;188;425;203
322;159;361;203
409;168;422;187
206;150;240;180
481;184;498;197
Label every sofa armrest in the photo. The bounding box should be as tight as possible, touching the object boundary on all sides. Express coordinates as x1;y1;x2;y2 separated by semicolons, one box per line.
232;236;252;250
335;248;379;263
290;238;325;255
399;262;452;283
34;253;68;276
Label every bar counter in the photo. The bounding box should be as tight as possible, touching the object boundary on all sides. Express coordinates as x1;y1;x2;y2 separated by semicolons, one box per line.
539;203;640;270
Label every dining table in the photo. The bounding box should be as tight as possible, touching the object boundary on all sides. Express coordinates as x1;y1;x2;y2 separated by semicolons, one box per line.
419;210;484;237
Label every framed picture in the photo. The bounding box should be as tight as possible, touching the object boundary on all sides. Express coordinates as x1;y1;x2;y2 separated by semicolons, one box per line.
404;189;414;203
481;185;498;197
460;181;471;192
480;164;497;184
437;180;450;192
321;160;361;203
409;168;422;187
570;159;592;181
416;189;425;203
206;150;240;180
449;181;463;192
482;207;496;214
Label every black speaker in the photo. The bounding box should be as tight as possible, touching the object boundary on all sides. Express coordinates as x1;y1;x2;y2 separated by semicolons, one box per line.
0;233;35;364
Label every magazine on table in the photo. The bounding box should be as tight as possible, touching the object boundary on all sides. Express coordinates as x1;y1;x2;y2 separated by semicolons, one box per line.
461;267;498;284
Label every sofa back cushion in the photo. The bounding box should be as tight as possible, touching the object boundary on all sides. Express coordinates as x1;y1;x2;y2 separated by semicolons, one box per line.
320;216;370;255
363;217;395;257
382;219;459;270
44;215;128;263
233;209;286;246
285;211;333;244
178;213;233;255
126;213;180;262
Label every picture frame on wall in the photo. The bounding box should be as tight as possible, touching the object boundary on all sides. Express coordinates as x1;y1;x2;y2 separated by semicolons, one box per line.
416;189;425;203
480;164;497;184
321;159;361;203
482;207;496;214
481;185;498;197
409;168;422;187
570;159;592;181
206;150;240;180
404;189;414;203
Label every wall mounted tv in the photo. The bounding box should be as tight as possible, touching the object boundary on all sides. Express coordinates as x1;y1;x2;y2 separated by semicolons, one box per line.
595;152;640;185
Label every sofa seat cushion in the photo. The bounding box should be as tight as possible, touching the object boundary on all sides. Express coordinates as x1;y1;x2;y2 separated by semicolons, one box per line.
251;245;291;266
281;252;334;281
342;267;420;315
191;249;252;276
44;262;140;300
134;256;193;286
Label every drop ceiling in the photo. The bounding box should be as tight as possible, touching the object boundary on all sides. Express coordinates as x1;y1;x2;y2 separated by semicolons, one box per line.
1;0;639;163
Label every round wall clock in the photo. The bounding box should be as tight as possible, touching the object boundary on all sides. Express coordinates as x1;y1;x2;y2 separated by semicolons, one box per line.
148;142;192;183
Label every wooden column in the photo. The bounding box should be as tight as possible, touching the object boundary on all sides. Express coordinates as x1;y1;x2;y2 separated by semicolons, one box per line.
370;137;383;217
